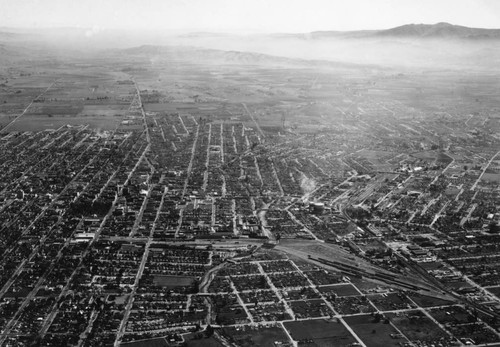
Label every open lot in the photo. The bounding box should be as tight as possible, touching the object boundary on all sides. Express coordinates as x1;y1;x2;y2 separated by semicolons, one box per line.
386;311;453;345
317;283;360;297
121;337;170;347
153;275;196;287
482;172;500;183
185;336;225;347
487;286;500;298
221;325;291;347
284;319;357;347
367;292;416;311
406;293;455;308
344;314;409;347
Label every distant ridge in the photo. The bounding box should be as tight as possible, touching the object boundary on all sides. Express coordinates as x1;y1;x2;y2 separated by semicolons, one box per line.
279;22;500;40
120;44;375;69
376;22;500;39
122;44;304;65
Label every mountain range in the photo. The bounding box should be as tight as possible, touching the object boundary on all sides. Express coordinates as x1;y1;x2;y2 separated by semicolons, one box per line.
375;22;500;39
1;22;500;70
263;22;500;40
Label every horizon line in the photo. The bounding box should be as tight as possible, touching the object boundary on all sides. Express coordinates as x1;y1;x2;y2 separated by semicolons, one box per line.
1;22;500;35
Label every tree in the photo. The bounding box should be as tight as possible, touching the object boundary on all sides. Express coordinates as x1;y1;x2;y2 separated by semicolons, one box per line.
488;222;500;234
205;324;214;337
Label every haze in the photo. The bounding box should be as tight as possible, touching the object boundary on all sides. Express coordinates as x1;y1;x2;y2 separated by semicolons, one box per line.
2;0;500;33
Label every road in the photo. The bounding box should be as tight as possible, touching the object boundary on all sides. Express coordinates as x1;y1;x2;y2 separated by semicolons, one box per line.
1;79;59;132
242;103;265;139
113;79;154;347
471;150;500;190
182;124;200;197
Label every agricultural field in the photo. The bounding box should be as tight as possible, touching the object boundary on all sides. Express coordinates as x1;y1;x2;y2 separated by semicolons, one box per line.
7;114;121;131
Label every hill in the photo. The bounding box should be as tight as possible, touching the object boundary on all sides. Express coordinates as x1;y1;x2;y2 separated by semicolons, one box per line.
299;23;500;40
376;22;500;39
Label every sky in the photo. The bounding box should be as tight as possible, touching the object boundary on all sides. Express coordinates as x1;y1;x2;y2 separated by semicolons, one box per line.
1;0;500;33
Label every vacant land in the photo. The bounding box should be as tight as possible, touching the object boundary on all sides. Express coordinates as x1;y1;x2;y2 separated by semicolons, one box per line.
221;325;291;347
185;336;225;347
344;314;408;347
284;319;357;347
406;293;454;308
153;275;196;287
386;311;452;344
318;284;360;297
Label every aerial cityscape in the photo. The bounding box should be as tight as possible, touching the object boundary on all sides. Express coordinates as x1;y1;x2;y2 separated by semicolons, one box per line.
1;1;500;346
